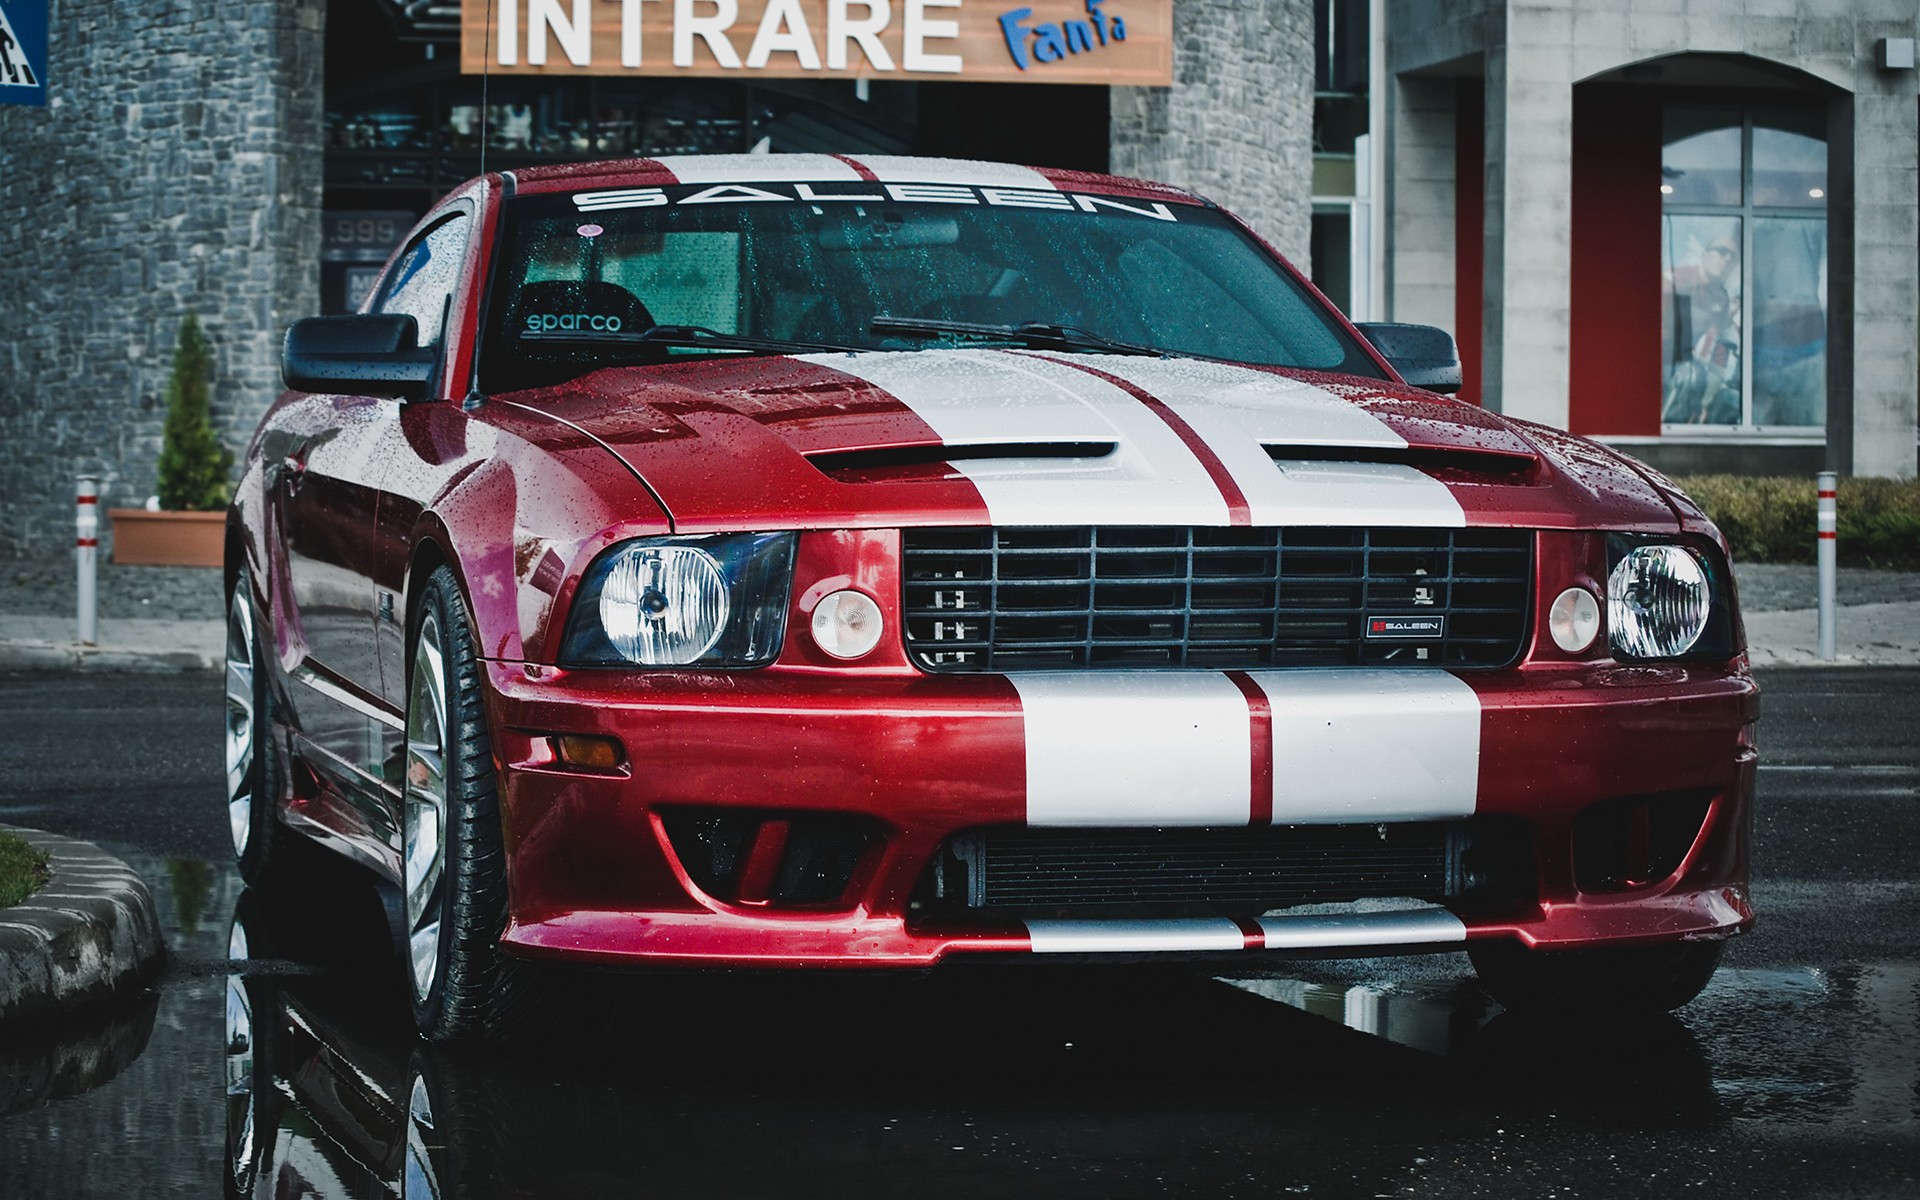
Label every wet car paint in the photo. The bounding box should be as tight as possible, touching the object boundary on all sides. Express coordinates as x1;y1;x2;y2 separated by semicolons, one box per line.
230;158;1762;975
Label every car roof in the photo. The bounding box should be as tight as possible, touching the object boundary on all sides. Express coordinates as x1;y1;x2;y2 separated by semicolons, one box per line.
504;153;1208;207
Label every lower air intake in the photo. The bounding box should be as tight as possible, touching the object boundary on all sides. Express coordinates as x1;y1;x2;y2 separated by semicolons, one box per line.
918;822;1532;921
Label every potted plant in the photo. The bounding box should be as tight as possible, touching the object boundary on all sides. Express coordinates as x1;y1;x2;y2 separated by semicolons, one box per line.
109;315;233;567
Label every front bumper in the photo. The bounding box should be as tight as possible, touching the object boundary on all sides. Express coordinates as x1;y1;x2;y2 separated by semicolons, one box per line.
481;658;1758;969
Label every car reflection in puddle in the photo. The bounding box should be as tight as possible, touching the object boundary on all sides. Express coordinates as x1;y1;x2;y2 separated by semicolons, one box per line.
221;889;1918;1199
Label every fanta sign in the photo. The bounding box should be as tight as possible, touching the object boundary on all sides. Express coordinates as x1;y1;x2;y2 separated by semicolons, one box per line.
997;0;1126;72
459;0;1170;85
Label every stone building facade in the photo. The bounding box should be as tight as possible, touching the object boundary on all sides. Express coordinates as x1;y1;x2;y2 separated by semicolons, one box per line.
0;0;326;556
0;0;1312;558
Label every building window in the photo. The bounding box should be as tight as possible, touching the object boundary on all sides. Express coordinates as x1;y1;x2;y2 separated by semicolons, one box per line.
1660;106;1827;432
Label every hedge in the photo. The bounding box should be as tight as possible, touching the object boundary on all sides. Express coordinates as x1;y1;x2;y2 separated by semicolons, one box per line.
1672;476;1920;570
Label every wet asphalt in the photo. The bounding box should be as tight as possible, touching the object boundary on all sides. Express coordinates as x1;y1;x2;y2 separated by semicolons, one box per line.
0;668;1914;1198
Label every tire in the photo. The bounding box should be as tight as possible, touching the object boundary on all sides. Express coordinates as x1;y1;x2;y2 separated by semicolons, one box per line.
226;575;305;886
404;565;534;1042
1468;939;1725;1017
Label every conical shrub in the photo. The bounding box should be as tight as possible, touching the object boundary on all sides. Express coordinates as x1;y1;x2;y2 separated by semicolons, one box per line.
154;314;233;511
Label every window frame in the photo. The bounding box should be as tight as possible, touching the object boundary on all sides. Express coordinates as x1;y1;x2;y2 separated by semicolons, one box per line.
1659;105;1828;437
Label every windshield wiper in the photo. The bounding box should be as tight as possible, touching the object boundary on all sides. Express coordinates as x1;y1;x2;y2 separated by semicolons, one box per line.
518;325;860;356
870;316;1169;358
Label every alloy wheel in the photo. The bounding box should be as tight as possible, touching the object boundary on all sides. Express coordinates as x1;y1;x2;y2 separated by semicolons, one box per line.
225;584;257;860
404;609;451;1002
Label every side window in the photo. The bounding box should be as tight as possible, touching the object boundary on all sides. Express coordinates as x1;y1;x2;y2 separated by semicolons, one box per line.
373;214;470;347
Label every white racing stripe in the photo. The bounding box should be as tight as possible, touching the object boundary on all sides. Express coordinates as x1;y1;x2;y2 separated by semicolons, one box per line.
1027;919;1246;954
1024;909;1466;955
1012;674;1251;826
1247;670;1480;823
843;156;1056;188
650;154;865;183
1254;906;1467;950
800;350;1233;525
1079;358;1467;528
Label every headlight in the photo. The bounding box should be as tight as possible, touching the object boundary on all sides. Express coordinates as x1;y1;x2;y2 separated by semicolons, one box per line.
1607;540;1721;659
560;533;797;667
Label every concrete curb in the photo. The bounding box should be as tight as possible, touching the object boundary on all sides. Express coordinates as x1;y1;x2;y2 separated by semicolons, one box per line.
0;640;220;672
0;826;168;1028
0;616;223;673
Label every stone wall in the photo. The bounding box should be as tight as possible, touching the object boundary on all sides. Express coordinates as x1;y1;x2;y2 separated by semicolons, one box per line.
0;0;325;557
1109;0;1316;266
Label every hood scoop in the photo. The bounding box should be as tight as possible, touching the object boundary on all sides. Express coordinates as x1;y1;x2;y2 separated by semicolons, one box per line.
808;441;1117;483
1263;442;1538;477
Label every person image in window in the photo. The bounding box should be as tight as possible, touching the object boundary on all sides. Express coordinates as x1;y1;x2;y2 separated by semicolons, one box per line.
1663;234;1742;425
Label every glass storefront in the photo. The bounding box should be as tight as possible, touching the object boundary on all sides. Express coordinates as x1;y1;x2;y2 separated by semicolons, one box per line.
1660;105;1827;432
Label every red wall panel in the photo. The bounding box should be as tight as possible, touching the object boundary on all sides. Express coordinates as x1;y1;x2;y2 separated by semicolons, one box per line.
1569;86;1663;435
1455;82;1484;408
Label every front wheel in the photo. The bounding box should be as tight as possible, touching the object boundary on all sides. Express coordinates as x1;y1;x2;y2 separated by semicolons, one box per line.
404;566;535;1042
1469;939;1725;1017
226;575;305;886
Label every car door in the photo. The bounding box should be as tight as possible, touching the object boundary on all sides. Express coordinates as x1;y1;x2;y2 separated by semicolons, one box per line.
272;377;392;806
275;211;472;866
352;212;477;821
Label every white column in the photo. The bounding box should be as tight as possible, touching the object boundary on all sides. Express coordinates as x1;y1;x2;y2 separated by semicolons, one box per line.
1848;89;1919;479
1386;75;1457;330
1481;4;1574;424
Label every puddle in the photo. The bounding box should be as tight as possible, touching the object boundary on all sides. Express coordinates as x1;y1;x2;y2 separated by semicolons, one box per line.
1225;959;1919;1131
0;994;159;1120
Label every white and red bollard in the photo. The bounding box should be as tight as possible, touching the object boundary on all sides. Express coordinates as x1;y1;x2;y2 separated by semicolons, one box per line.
76;476;100;646
1816;470;1836;662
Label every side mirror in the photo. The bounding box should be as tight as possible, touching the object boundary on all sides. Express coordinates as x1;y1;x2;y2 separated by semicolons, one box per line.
1354;322;1463;395
283;314;437;401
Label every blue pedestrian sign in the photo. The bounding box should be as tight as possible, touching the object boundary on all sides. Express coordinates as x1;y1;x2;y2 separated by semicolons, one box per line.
0;0;46;108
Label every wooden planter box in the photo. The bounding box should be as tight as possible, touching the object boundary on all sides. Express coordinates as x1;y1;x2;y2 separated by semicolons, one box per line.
107;509;226;568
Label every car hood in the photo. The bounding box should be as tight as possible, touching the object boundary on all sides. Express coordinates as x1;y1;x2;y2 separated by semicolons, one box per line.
499;349;1681;534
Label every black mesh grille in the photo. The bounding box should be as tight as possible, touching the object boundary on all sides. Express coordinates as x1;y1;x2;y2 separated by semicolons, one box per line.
925;824;1461;919
902;526;1532;672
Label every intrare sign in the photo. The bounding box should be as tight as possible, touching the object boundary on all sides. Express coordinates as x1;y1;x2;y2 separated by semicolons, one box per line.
458;0;1172;85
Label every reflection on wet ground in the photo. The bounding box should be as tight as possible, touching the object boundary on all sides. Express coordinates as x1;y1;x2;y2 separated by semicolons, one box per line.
4;857;1917;1198
0;994;158;1120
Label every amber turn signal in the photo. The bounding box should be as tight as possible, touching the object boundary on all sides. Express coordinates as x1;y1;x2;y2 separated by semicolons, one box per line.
554;734;624;771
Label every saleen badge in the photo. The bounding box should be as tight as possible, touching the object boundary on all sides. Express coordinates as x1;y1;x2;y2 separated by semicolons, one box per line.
1366;615;1446;639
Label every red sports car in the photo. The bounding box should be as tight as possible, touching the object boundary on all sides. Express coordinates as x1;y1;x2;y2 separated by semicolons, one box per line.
225;155;1757;1041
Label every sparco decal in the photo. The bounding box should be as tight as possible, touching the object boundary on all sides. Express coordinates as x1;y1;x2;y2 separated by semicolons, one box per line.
573;183;1178;221
524;312;626;332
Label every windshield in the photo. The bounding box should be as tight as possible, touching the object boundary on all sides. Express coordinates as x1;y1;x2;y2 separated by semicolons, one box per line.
481;182;1383;393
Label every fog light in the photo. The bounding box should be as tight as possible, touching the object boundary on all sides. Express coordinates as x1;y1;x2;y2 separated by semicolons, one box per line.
1549;587;1600;653
810;590;884;659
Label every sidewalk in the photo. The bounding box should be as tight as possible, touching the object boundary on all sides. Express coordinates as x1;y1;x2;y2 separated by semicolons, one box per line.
0;561;1914;671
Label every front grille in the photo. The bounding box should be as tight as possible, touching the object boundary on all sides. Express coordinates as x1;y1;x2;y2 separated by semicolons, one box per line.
902;526;1532;672
921;824;1465;920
